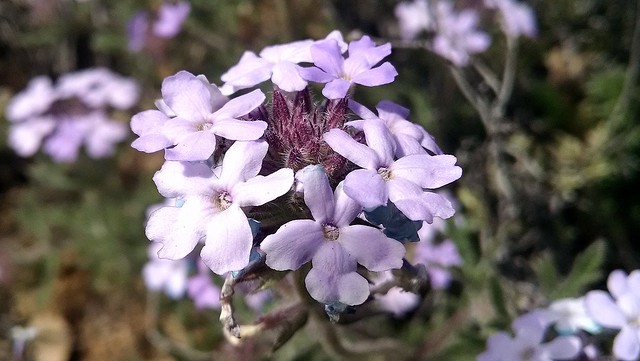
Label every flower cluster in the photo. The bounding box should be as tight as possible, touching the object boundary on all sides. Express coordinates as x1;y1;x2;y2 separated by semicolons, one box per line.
132;31;462;308
5;68;139;163
395;0;536;66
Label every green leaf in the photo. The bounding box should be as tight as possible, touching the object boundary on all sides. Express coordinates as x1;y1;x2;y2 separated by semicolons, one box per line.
532;252;559;296
550;240;606;299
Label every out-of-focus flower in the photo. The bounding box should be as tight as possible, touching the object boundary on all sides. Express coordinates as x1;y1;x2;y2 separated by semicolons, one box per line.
5;68;139;162
414;238;462;289
432;2;491;66
542;297;601;335
585;269;640;360
143;243;189;299
245;290;272;314
187;261;221;310
395;0;433;40
477;312;582;361
153;1;191;38
485;0;537;38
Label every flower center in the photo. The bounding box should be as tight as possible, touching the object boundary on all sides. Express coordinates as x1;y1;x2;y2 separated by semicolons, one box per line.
377;167;392;180
323;224;339;241
214;191;233;210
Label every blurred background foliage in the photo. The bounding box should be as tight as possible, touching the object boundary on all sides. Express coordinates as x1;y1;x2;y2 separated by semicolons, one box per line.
1;0;639;360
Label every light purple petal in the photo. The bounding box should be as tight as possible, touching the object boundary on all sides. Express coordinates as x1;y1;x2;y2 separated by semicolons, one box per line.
298;66;335;83
201;205;253;274
347;99;378;120
153;161;214;198
387;178;434;221
233;168;293;207
259;39;314;64
164;130;217;161
261;220;324;270
162;71;213;120
300;165;334;224
348;36;391;66
609;269;630;298
213;89;265;119
352;62;398;87
322;78;353;99
221;51;273;89
271;62;308;92
324;128;379;169
363;120;395;166
545;335;581;359
210;119;267;141
585;290;627;329
306;242;368;305
152;1;190;38
339;226;405;271
8;117;56;157
391;154;462;188
147;202;209;260
219;140;268;187
131;110;169;136
344;169;388;209
331;181;363;227
614;325;640;361
310;40;344;78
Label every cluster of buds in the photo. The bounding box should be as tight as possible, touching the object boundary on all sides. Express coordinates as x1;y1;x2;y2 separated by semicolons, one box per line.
131;31;462;321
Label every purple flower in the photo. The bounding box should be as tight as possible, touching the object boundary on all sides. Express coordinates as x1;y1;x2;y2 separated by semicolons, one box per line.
300;36;398;99
153;1;191;38
260;165;405;305
143;243;189;299
432;3;490;66
485;0;537;38
5;69;139;162
347;99;443;157
413;238;461;289
323;121;461;222
585;269;640;360
372;271;420;317
131;70;267;161
187;261;221;309
221;40;315;93
127;11;149;52
145;140;293;275
477;312;582;361
394;0;434;40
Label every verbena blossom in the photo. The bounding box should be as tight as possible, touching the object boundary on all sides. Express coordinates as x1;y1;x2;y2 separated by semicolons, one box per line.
261;165;405;305
394;0;433;40
146;140;293;274
484;0;537;38
299;36;398;99
477;312;582;361
133;31;463;315
414;238;461;289
142;243;189;299
432;2;491;66
585;269;640;360
324;120;461;222
347;99;443;157
6;68;138;162
131;70;266;161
